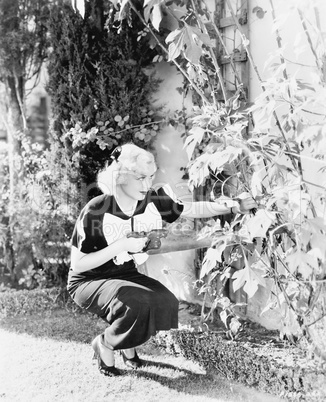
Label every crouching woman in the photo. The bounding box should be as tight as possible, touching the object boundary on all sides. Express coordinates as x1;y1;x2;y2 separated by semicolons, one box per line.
67;143;256;377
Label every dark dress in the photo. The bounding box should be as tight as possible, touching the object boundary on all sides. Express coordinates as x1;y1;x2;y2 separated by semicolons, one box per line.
67;188;184;350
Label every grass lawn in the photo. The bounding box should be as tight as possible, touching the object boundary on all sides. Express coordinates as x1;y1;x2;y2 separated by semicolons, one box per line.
0;309;284;402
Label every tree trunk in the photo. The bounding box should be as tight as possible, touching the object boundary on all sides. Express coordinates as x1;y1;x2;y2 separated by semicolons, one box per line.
2;216;16;283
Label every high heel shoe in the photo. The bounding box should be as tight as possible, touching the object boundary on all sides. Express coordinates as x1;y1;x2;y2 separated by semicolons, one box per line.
121;349;142;369
91;335;121;377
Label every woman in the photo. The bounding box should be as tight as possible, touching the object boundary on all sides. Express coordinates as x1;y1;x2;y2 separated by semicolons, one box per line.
67;143;256;377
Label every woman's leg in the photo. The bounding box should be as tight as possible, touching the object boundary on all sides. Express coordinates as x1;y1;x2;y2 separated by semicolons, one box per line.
92;333;121;376
70;275;178;352
122;347;136;359
94;335;115;366
68;280;119;365
120;346;143;369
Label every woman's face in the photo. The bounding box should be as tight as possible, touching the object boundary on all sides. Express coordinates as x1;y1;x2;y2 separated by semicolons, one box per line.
118;160;157;202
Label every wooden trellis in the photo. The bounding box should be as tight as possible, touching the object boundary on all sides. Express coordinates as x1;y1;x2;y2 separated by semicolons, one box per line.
195;0;249;316
215;0;249;98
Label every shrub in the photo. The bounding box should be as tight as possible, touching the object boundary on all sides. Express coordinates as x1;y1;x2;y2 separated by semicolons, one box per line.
0;286;83;317
0;288;58;317
46;1;162;198
154;328;326;401
0;134;75;288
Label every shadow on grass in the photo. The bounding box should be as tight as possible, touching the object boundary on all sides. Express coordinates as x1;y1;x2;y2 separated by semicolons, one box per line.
133;366;220;396
0;309;234;401
0;309;286;402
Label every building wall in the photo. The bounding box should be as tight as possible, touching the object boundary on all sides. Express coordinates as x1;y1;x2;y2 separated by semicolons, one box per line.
146;0;326;331
143;62;200;302
246;0;326;329
249;0;326;215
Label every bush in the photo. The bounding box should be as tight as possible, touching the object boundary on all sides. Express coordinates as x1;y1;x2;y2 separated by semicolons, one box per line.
46;1;162;198
0;286;83;318
1;1;164;290
154;328;326;401
0;135;75;288
0;288;57;317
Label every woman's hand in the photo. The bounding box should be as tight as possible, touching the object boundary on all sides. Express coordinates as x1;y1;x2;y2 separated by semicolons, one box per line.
233;193;257;214
124;235;149;254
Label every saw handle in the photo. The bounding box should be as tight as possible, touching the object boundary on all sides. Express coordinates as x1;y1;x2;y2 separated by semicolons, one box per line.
127;229;168;252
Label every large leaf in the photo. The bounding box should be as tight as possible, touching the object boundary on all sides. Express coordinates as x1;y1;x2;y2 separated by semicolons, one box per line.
188;153;211;188
310;232;326;262
251;170;264;198
244;209;277;240
232;255;266;298
209;146;243;172
267;162;288;186
167;3;187;21
166;29;184;61
166;23;212;66
305;217;326;234
144;0;164;30
151;5;163;31
165;28;183;43
200;241;227;278
270;179;311;220
183;24;208;65
189;26;214;47
183;28;202;65
286;250;319;280
220;309;229;328
183;126;206;160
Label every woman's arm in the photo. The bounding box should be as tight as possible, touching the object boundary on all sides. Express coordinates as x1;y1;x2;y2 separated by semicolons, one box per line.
181;197;257;219
71;236;149;273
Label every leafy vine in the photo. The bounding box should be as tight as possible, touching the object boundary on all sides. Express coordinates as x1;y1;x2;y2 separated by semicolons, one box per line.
72;0;326;359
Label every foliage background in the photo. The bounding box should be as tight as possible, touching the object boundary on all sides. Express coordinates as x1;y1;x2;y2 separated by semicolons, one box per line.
91;0;326;360
0;0;325;362
0;0;164;287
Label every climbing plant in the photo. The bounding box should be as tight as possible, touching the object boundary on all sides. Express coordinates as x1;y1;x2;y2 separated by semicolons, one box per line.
73;0;326;359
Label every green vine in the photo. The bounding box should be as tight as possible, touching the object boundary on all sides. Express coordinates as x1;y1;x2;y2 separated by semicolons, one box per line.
72;0;326;360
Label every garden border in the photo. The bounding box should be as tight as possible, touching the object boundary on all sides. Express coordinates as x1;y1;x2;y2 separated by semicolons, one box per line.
152;327;326;401
1;287;325;401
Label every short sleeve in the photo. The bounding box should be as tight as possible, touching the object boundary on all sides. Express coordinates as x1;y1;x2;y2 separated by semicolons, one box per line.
71;201;108;254
151;187;184;223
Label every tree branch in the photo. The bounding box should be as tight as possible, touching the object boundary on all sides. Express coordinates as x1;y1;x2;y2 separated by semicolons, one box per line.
127;0;211;105
190;0;227;103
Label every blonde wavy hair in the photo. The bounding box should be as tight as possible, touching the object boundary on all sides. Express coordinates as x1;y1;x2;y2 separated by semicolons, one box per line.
97;143;156;195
